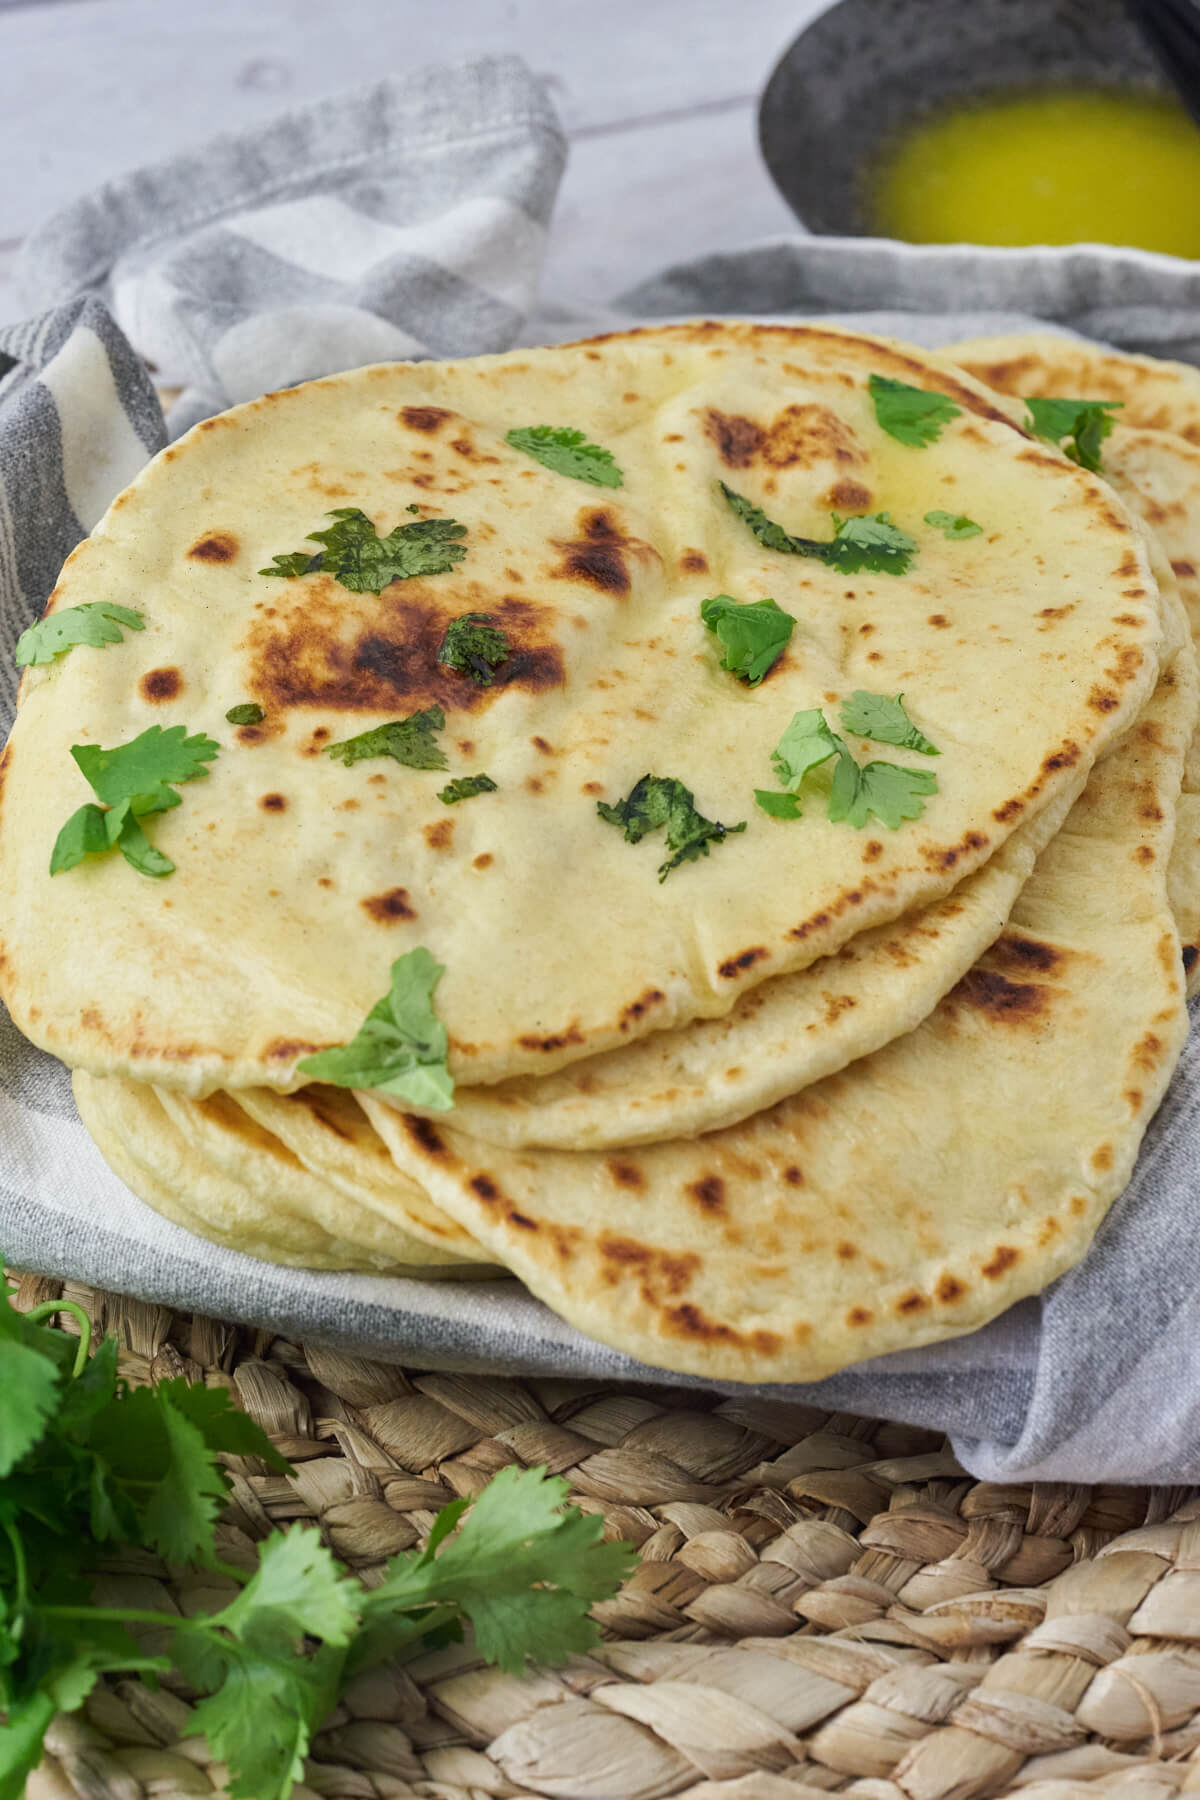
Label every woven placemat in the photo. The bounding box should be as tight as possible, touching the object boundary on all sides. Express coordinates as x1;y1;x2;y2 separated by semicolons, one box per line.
15;1270;1200;1800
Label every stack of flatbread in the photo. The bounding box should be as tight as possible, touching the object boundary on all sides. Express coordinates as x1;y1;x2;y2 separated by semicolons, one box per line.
2;320;1198;1382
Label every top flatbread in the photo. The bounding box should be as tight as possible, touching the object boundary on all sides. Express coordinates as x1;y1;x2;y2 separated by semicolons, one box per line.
947;332;1200;444
944;334;1200;986
0;323;1164;1095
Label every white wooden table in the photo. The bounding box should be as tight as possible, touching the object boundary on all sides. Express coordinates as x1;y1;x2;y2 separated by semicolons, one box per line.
0;0;825;328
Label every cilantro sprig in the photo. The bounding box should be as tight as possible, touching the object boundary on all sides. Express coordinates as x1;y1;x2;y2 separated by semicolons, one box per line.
757;704;939;829
298;947;455;1109
437;613;511;686
1024;396;1123;473
0;1286;635;1800
261;508;467;594
869;373;961;447
50;725;219;880
829;756;938;828
839;690;939;755
700;594;795;685
325;705;448;772
506;426;623;488
598;774;746;881
15;602;145;669
721;484;917;576
439;773;497;804
924;510;982;540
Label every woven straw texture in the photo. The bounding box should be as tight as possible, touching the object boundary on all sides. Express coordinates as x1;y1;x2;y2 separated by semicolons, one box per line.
15;1271;1200;1800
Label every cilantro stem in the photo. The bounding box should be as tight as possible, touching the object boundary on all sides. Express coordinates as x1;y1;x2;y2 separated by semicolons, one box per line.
3;1521;27;1614
24;1299;92;1375
40;1604;186;1629
213;1556;251;1587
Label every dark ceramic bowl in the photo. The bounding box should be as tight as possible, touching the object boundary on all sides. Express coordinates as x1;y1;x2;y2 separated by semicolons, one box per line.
759;0;1175;237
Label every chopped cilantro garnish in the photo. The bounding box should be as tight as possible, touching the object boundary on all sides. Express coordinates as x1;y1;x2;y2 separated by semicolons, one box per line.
0;1289;634;1800
15;602;145;669
829;756;939;829
754;789;803;820
325;706;447;772
770;708;842;792
869;373;962;447
766;708;938;830
437;613;511;686
720;484;916;576
297;947;455;1109
225;702;265;726
439;774;498;805
261;508;467;593
260;549;320;579
1024;396;1123;473
50;725;219;879
506;426;623;488
700;594;795;685
597;774;746;882
839;690;939;755
924;509;982;540
829;512;918;574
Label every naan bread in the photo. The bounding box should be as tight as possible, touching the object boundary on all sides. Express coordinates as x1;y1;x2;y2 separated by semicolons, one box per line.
399;775;1085;1149
361;611;1195;1380
0;325;1164;1098
948;332;1200;443
943;337;1200;987
72;1072;496;1274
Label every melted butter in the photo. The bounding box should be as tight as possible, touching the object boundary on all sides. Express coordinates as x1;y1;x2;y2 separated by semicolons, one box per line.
869;89;1200;256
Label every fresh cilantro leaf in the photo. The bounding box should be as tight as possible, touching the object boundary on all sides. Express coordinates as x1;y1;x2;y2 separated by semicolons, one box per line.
86;1385;226;1567
143;1398;229;1566
754;789;803;819
438;774;497;805
437;613;511;686
225;703;265;725
297;947;454;1109
325;705;448;773
1070;405;1121;472
50;726;217;879
770;708;842;790
354;1467;636;1678
828;512;917;574
15;602;145;669
155;1378;290;1471
700;594;795;685
828;756;939;829
924;509;982;540
0;1339;60;1479
766;707;939;829
177;1538;354;1799
839;690;939;755
868;373;961;447
111;812;175;879
54;1336;119;1439
260;550;323;579
0;1287;639;1800
1024;396;1123;473
262;508;467;594
0;1690;60;1799
597;774;746;882
217;1528;359;1653
72;725;219;811
183;1638;338;1800
506;426;623;488
49;803;124;877
720;484;916;576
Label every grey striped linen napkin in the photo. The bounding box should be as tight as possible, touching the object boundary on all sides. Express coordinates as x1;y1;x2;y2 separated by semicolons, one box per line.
5;53;1200;1483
